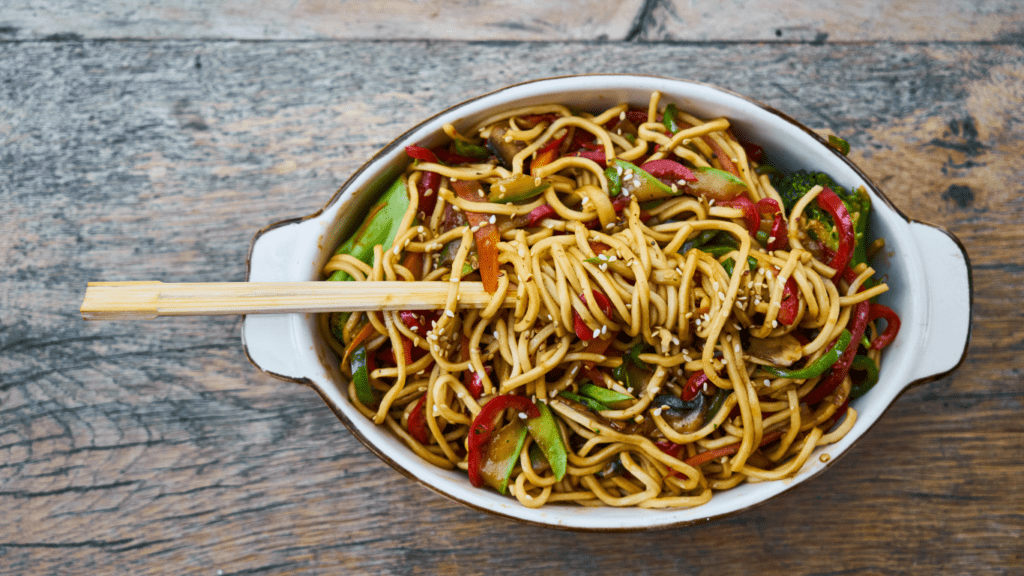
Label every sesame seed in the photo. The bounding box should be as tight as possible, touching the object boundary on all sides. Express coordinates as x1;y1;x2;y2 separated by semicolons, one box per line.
518;412;528;419
619;111;626;121
445;310;455;318
489;215;497;224
592;328;601;339
771;319;778;328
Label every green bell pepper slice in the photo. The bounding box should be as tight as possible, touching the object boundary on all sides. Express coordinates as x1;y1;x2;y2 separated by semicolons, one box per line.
525;402;567;481
327;178;410;283
579;382;634;409
479;419;530;495
762;330;852;380
558;390;609;412
350;345;375;405
849;355;880;399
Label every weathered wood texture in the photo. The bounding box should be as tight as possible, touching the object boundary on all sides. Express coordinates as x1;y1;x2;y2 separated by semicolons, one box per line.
2;0;1024;41
2;37;1023;575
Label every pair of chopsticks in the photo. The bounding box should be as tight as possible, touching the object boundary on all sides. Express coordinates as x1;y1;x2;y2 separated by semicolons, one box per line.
80;281;515;320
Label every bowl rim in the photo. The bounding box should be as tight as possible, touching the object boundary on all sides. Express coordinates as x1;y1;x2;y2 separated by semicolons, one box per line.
242;73;973;531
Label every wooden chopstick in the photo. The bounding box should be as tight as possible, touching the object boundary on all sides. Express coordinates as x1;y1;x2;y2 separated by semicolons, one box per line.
80;281;517;320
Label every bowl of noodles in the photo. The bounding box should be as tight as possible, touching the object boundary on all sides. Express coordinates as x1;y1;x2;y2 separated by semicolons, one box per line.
242;75;971;531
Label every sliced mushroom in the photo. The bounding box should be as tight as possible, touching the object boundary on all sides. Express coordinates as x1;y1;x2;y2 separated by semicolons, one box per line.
613;118;639;140
746;334;804;367
487;125;526;170
653;393;707;434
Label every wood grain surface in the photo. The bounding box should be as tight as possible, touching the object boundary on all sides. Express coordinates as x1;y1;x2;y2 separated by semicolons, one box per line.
2;1;1023;573
3;0;1024;41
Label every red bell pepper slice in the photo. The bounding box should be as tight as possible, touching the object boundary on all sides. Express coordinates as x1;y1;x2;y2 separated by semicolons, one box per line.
376;338;415;366
399;310;425;335
525;204;556;227
408;395;430;445
432;146;478;166
417;171;440;219
777;276;800;326
719;195;759;236
740;140;764;163
755;198;789;251
656;440;682;459
625;109;656;124
570;127;601;151
342;321;376;370
579;321;619;386
671;120;740;178
704;135;739;178
460;336;487;399
803;300;871;406
467;395;539;488
816;188;856;276
573;313;595;342
573;290;614;341
531;132;568;174
452;180;501;293
571;149;607;166
580;364;606;386
868;303;901;350
405;145;439;163
655;441;686;478
639;159;697;184
520;113;558;125
684;428;785;467
681;370;709;402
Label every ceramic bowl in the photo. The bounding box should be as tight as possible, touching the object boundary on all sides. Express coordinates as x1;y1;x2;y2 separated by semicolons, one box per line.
242;75;972;531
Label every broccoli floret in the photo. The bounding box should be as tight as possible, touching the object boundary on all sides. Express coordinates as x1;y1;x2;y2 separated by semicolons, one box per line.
775;170;848;212
774;170;872;267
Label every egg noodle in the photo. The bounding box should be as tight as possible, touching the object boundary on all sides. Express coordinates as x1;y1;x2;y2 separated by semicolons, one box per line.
319;92;894;509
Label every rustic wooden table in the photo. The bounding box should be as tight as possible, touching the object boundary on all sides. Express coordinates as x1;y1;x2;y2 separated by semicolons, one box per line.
2;1;1022;573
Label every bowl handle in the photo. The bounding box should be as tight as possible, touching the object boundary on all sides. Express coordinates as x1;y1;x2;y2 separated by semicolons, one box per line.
906;221;972;383
242;218;319;384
